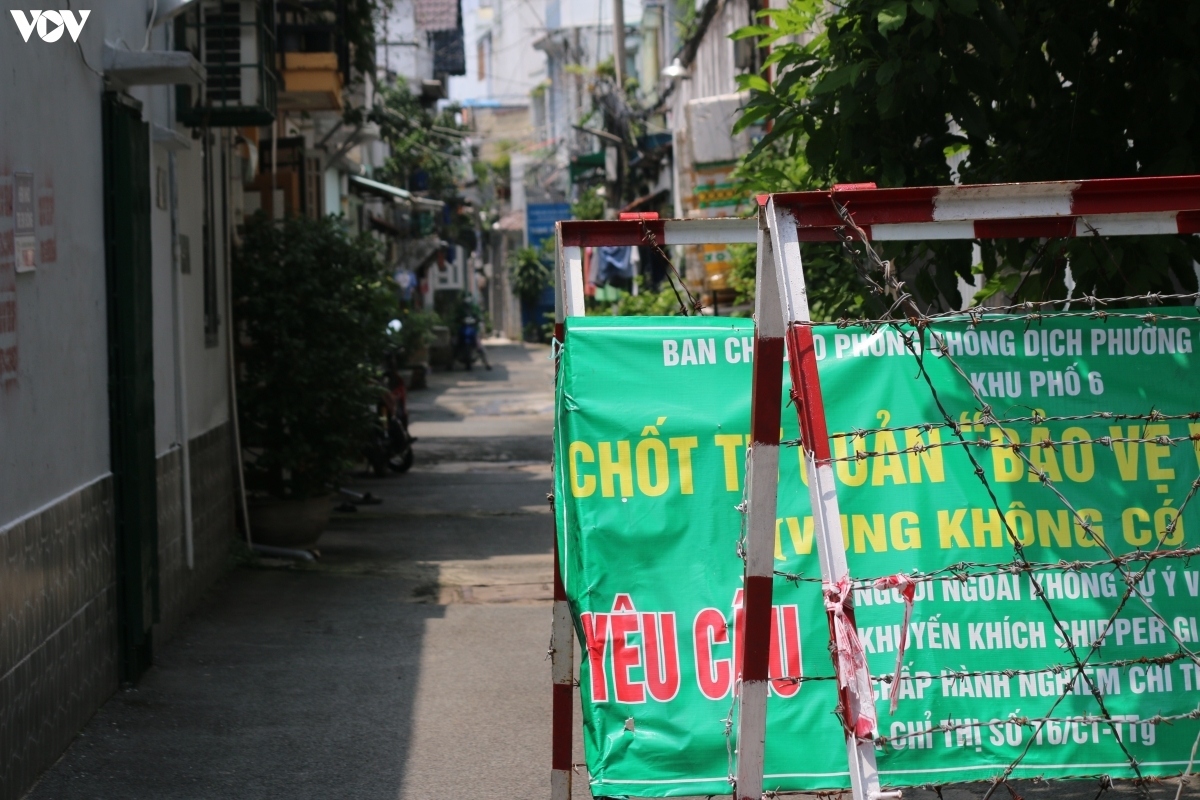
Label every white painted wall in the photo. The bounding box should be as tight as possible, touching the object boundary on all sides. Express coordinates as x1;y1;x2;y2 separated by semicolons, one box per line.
555;0;642;30
450;0;551;105
173;132;231;438
0;5;230;523
377;0;435;85
0;7;114;522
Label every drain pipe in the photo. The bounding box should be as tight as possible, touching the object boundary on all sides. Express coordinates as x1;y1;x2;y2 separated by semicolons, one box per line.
169;150;194;569
168;129;194;567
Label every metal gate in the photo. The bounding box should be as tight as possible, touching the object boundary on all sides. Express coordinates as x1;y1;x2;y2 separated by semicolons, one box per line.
103;91;160;683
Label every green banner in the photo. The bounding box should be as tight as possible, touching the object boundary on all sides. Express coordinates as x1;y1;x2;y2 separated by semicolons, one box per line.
554;313;1200;797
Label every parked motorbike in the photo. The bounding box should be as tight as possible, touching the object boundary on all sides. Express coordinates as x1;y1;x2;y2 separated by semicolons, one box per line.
364;319;416;475
454;315;480;370
364;378;415;476
452;315;490;370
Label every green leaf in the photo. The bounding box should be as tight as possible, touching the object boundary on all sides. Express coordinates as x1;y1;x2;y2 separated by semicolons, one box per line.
761;48;791;68
733;104;771;133
731;24;775;40
775;65;810;98
975;269;1021;304
875;59;900;85
912;0;936;18
944;0;977;14
877;1;908;34
943;140;969;160
811;63;860;95
876;83;897;116
736;73;772;93
806;122;837;172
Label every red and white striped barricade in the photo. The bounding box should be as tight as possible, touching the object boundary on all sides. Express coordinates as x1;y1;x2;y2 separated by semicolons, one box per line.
550;174;1200;800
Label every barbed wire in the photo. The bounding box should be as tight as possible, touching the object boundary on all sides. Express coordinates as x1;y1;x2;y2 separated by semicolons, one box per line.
639;218;703;316
803;309;1200;328
775;546;1200;587
953;291;1200;313
784;433;1200;463
833;205;1200;795
873;706;1200;748
717;200;1200;799
881;317;1160;795
771;650;1194;687
793;290;1200;329
762;772;1200;799
824;410;1200;442
907;652;1194;684
821;197;1200;796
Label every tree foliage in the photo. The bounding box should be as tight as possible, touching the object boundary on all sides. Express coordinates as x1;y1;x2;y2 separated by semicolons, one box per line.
371;77;467;201
571;186;607;221
508;246;553;305
344;0;386;78
726;241;870;319
614;279;692;316
235;215;396;499
736;0;1200;312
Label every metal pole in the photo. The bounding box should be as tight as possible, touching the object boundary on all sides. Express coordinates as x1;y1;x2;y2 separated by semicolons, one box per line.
764;197;883;800
550;222;582;800
612;0;625;88
223;132;253;547
733;206;784;800
550;535;574;800
168;149;195;570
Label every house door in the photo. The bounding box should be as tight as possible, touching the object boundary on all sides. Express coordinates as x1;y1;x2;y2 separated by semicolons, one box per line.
102;92;159;682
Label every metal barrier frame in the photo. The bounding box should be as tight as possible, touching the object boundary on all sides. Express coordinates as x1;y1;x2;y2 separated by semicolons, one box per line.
550;175;1200;800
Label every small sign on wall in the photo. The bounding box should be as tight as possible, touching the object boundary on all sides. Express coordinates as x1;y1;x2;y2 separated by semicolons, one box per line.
14;172;35;273
0;172;17;387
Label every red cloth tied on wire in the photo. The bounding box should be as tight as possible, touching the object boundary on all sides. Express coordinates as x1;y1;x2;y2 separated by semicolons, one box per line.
822;576;877;738
873;573;917;715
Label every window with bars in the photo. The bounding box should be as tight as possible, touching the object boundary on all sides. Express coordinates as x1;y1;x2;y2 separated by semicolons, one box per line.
176;0;277;128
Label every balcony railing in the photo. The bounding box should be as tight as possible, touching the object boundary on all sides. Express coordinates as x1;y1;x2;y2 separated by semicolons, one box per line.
175;0;278;127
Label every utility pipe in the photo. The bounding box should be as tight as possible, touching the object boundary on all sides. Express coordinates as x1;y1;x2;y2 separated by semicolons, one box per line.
223;129;253;546
168;148;195;570
612;0;626;87
164;24;196;569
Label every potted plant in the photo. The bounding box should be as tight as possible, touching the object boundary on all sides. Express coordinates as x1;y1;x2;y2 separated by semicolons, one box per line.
396;307;440;388
508;245;552;341
234;214;395;547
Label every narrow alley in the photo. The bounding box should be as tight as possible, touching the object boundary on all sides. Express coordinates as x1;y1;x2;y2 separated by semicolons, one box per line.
25;343;571;799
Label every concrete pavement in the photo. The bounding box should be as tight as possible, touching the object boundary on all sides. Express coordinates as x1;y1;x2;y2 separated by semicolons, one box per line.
26;342;576;799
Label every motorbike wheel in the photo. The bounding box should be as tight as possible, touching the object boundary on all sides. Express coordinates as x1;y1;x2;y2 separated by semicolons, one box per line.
389;446;414;473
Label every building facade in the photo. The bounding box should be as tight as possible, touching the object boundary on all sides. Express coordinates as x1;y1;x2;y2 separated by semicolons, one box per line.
0;6;243;798
0;1;415;796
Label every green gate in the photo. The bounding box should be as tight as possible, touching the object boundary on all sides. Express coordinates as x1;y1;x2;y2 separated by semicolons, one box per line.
103;92;160;683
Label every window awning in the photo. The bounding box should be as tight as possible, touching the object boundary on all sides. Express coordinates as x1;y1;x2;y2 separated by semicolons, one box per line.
348;175;445;212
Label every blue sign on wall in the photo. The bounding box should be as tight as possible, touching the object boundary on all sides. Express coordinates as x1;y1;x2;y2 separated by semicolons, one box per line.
526;203;572;250
523;203;572;331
